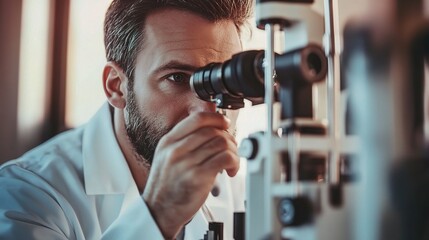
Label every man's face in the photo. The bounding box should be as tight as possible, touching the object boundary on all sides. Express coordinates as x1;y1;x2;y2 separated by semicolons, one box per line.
125;9;242;164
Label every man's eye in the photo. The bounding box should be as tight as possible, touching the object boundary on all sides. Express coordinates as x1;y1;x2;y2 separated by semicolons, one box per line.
166;73;190;83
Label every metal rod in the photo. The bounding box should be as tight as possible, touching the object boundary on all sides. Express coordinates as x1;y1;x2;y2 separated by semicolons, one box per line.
264;24;276;136
263;22;277;237
324;0;342;184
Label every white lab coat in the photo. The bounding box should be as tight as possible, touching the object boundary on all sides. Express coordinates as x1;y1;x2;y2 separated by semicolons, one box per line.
0;103;245;239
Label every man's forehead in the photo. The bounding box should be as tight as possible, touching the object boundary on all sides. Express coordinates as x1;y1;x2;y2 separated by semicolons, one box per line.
142;8;241;49
137;8;242;70
144;8;231;32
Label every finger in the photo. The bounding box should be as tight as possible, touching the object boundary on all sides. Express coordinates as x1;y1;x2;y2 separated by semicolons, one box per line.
200;150;240;177
156;129;237;173
161;112;230;145
168;131;237;169
185;132;238;166
176;149;239;189
169;127;237;158
191;133;239;174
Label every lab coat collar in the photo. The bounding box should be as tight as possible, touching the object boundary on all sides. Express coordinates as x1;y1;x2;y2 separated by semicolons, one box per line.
82;103;134;195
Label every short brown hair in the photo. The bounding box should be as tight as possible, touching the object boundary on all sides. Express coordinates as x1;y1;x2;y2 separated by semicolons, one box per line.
104;0;253;79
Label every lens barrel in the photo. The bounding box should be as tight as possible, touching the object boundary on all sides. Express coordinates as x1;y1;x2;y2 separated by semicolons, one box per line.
190;50;265;102
275;44;327;85
190;44;327;107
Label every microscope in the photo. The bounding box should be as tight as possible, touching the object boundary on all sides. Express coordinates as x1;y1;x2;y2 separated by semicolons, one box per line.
191;0;429;239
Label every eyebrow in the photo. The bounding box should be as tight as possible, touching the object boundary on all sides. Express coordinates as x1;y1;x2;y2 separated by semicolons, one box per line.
152;60;200;76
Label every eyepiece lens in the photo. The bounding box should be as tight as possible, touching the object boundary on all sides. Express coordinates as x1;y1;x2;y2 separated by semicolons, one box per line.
307;52;322;77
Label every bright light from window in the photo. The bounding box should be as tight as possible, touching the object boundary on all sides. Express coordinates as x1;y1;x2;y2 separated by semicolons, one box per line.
66;0;112;127
18;0;52;140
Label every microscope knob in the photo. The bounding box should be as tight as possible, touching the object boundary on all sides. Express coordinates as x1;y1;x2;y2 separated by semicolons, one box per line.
278;197;313;226
238;137;259;160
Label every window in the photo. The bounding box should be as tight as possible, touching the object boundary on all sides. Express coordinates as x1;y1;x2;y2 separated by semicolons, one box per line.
66;0;112;127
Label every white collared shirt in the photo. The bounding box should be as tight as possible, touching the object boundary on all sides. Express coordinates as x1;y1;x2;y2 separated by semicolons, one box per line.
0;103;245;239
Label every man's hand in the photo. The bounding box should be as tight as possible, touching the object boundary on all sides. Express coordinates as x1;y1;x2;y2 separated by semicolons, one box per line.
142;112;239;239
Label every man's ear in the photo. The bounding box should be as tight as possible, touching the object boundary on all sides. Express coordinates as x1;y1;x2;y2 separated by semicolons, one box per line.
103;62;128;109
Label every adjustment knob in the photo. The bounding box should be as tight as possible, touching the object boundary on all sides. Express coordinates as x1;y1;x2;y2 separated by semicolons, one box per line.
238;137;259;160
278;196;313;226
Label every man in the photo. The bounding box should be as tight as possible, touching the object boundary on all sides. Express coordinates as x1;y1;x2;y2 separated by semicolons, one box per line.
0;0;252;239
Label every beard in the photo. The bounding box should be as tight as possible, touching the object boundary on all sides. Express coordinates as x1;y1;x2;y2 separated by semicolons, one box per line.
124;88;169;166
124;81;238;166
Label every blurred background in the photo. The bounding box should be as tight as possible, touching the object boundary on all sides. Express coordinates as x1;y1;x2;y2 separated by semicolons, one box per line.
0;0;367;164
0;0;266;164
1;0;111;163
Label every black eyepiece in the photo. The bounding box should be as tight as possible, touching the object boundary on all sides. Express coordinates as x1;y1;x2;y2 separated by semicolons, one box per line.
190;50;265;104
190;44;327;109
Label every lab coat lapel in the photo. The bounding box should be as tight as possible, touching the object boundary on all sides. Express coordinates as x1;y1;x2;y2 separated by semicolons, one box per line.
83;103;131;195
82;103;141;232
